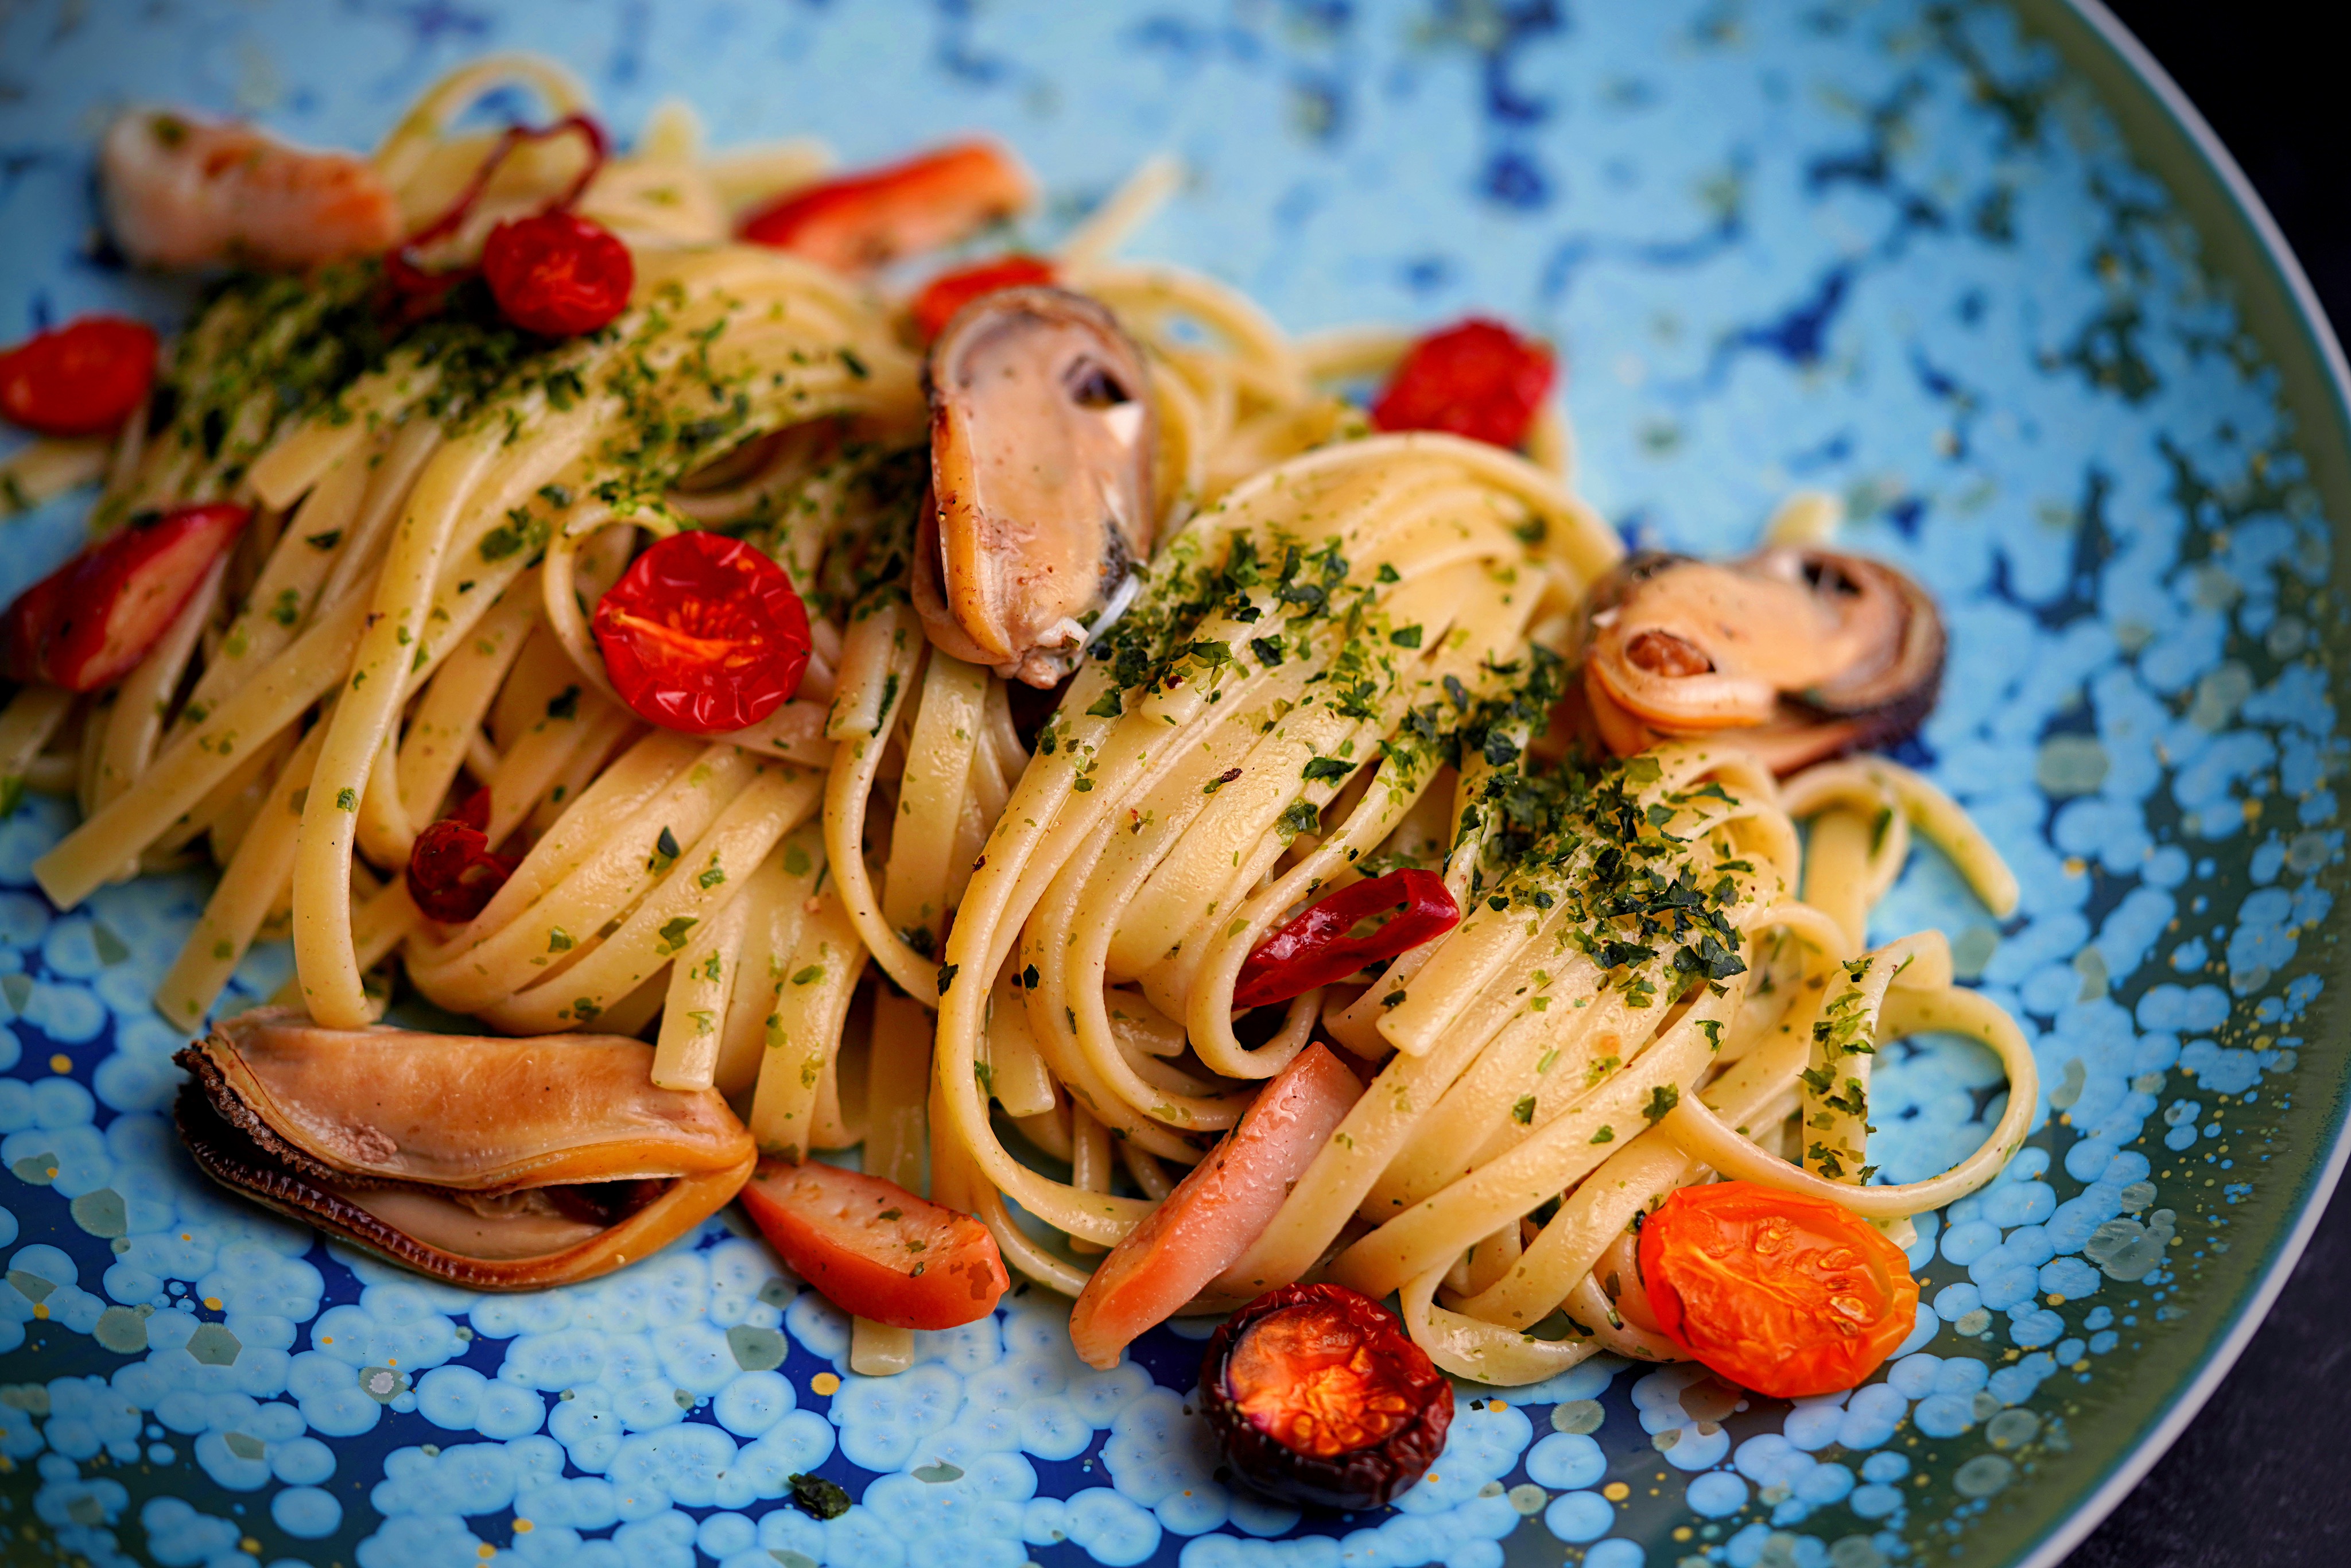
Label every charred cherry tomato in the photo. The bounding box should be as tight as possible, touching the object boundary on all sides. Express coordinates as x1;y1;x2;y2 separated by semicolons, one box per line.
1201;1283;1452;1511
1370;318;1557;450
1638;1179;1920;1399
738;1158;1009;1331
405;787;515;924
591;530;812;735
3;502;248;692
480;209;634;338
911;254;1057;341
0;316;158;437
1233;867;1459;1009
740;141;1033;273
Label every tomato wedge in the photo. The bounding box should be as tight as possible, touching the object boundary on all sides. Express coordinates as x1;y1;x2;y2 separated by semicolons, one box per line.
739;1158;1008;1331
911;254;1057;341
1068;1043;1362;1369
0;316;158;437
1638;1179;1919;1399
1233;868;1459;1010
740;141;1034;273
3;502;249;692
591;530;812;735
1370;318;1557;451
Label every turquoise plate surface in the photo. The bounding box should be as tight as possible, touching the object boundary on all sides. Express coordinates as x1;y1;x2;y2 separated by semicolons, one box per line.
5;3;2349;1567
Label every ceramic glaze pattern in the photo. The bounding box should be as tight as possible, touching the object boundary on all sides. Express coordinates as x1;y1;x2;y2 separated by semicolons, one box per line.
2;3;2346;1567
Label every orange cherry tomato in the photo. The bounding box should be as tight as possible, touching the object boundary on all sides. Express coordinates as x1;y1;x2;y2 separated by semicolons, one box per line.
740;141;1034;273
0;315;157;437
738;1158;1008;1331
1370;317;1556;450
911;254;1057;341
1637;1179;1919;1399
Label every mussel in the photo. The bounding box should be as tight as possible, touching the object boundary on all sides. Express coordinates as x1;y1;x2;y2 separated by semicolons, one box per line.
174;1009;755;1290
1574;546;1943;774
914;285;1156;687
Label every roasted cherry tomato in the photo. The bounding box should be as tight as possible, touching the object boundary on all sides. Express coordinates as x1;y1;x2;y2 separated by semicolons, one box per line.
480;209;634;338
1370;318;1557;451
3;502;248;692
384;114;610;320
1233;867;1460;1009
1638;1179;1920;1399
740;141;1033;273
738;1158;1009;1331
911;254;1057;341
405;787;515;924
0;316;158;437
1201;1283;1452;1511
591;531;812;735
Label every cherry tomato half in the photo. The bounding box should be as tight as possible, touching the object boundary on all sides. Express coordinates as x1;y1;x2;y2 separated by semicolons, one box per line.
3;502;249;692
1370;318;1557;451
738;1158;1008;1331
911;254;1057;341
591;530;813;736
1638;1179;1920;1399
0;316;158;437
740;141;1034;273
1233;868;1460;1009
406;787;514;924
480;209;634;338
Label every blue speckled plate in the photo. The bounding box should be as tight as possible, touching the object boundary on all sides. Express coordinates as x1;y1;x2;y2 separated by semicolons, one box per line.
6;4;2350;1567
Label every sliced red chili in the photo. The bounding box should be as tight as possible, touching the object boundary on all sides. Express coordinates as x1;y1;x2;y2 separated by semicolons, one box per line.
740;141;1033;273
406;787;515;924
480;209;634;337
592;530;812;735
1370;318;1557;451
1201;1282;1452;1511
1233;867;1459;1009
3;502;249;692
383;113;610;313
911;254;1057;341
0;316;158;437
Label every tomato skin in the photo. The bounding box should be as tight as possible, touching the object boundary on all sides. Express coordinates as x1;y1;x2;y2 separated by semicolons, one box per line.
591;531;812;735
0;316;158;437
1638;1179;1919;1399
481;210;634;337
1369;318;1557;451
740;142;1033;273
738;1159;1009;1331
3;502;249;692
1233;868;1460;1009
911;255;1058;341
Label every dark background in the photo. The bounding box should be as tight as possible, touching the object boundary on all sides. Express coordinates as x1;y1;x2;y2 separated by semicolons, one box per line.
2062;5;2351;1566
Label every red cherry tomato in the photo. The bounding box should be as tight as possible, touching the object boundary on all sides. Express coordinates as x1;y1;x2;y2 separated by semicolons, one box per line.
405;787;514;924
740;142;1034;273
480;209;634;337
3;502;249;692
1233;868;1460;1009
1370;318;1557;450
591;530;812;735
1638;1179;1921;1399
0;316;158;437
738;1158;1009;1331
911;254;1057;341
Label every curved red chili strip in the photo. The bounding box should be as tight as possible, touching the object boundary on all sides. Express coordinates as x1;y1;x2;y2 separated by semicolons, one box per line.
406;790;514;924
1232;867;1459;1010
382;113;610;310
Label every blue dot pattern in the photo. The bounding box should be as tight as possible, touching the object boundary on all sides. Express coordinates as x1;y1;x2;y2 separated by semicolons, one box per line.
2;2;2345;1566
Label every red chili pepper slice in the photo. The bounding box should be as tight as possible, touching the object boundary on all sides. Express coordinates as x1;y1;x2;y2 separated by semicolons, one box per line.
911;254;1057;341
1233;868;1459;1009
480;209;634;338
406;787;515;924
1200;1282;1452;1511
1370;318;1557;451
0;316;158;437
383;113;610;311
3;502;249;692
591;530;812;735
740;141;1033;273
